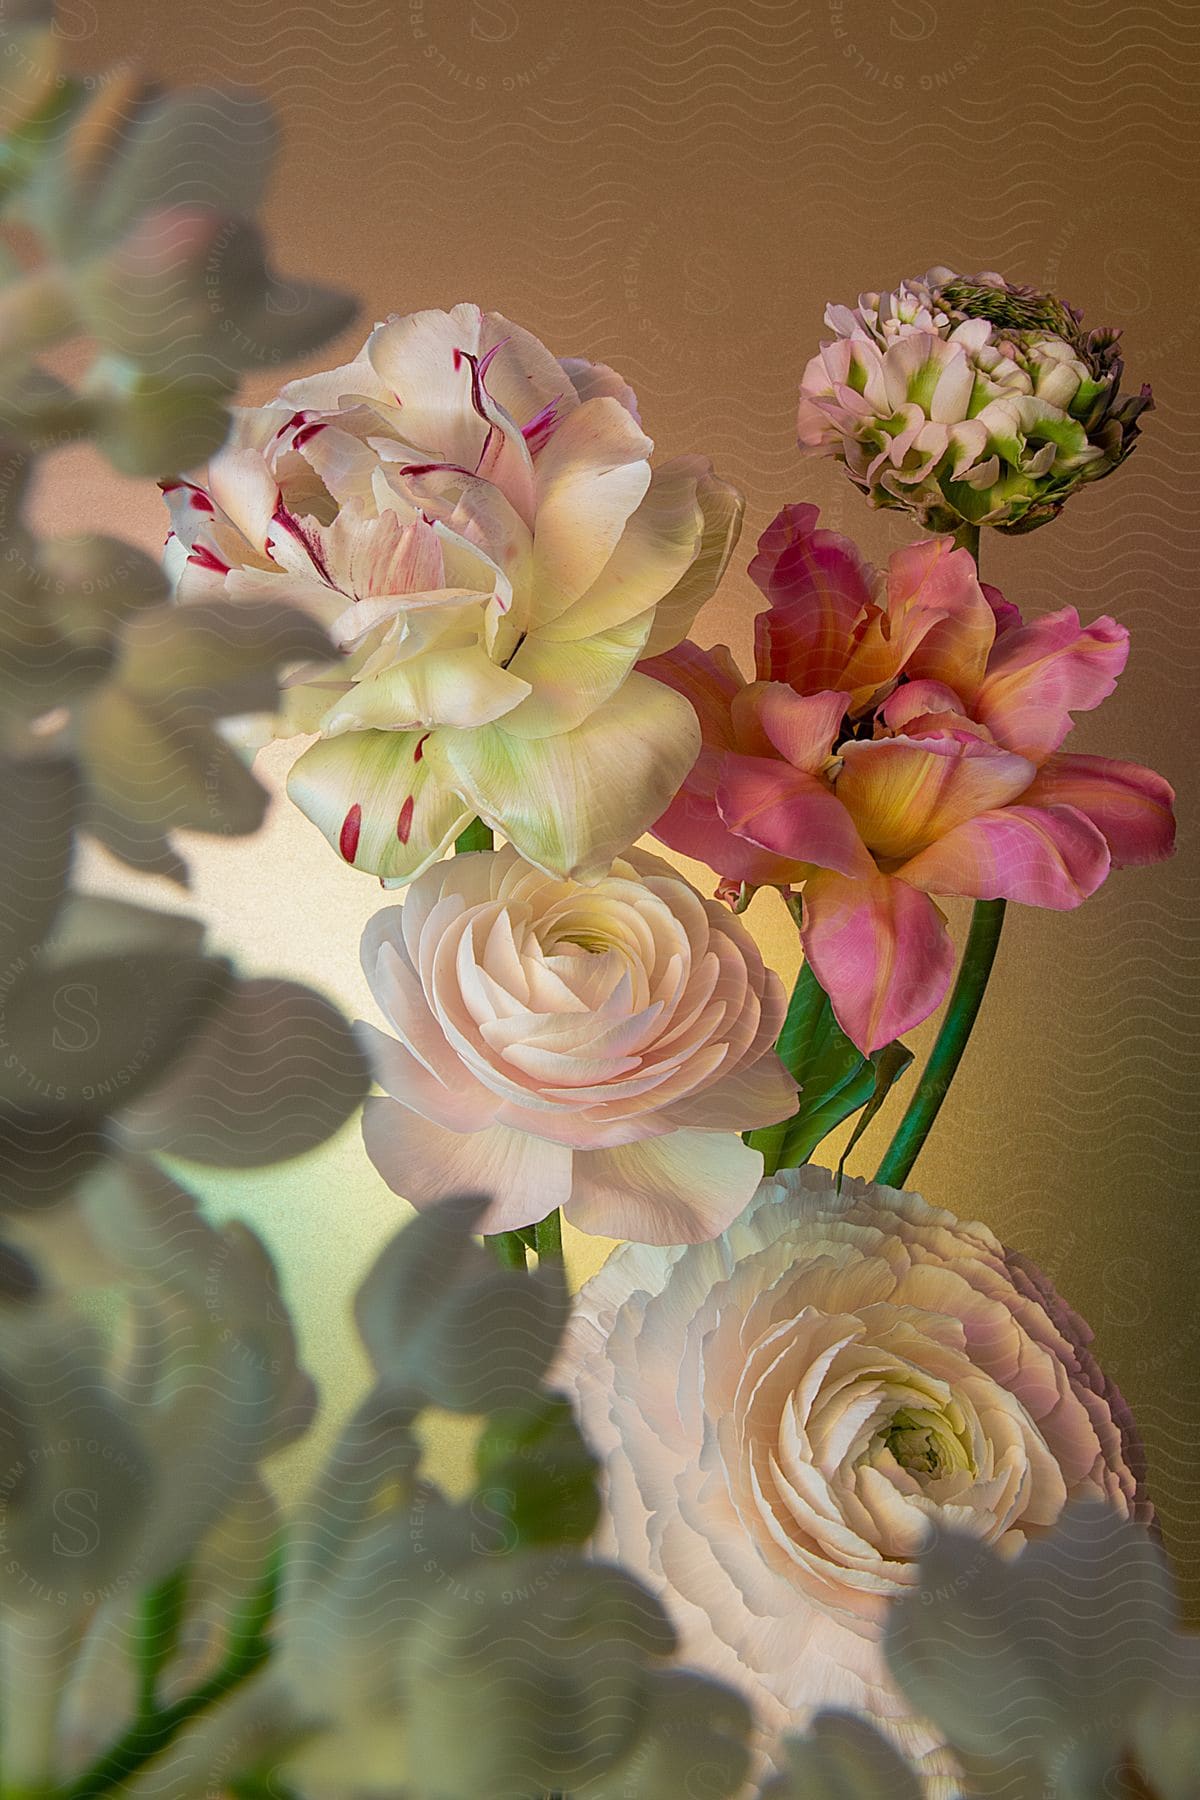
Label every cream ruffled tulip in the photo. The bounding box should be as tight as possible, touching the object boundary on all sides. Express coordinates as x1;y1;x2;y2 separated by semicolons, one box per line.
558;1166;1150;1790
163;304;742;882
356;847;795;1243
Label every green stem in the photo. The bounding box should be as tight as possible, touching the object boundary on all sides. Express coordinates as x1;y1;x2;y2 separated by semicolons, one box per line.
534;1208;562;1262
952;521;980;558
455;818;494;854
133;1568;188;1722
63;1543;284;1800
745;960;825;1176
488;1231;528;1270
874;898;1006;1189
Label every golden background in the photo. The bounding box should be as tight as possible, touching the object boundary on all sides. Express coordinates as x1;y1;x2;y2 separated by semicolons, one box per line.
41;0;1200;1610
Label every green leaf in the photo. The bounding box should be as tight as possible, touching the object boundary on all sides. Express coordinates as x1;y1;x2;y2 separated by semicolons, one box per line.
746;963;910;1176
764;1711;924;1800
474;1395;601;1551
836;1040;913;1186
575;1669;752;1800
117;976;369;1168
353;1193;570;1414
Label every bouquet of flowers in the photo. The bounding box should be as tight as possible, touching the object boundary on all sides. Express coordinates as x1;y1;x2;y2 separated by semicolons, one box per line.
0;8;1192;1799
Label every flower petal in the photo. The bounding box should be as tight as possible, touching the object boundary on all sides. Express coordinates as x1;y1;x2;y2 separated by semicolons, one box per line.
438;671;701;882
530;397;653;627
501;612;654;739
717;754;873;878
356;1019;500;1132
1021;753;1176;869
974;608;1129;762
747;685;848;775
750;505;875;693
835;734;1036;862
898;803;1111;908
536;456;707;645
847;538;995;703
287;727;471;881
320;643;531;733
800;868;956;1054
640;639;743;753
361;1100;573;1232
567;1130;765;1243
639;464;744;659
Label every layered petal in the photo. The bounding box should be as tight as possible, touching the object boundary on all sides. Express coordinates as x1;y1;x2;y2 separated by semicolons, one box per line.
653;750;807;890
438;673;701;882
973;608;1129;762
800;868;956;1052
847;538;995;704
639;465;744;659
716;754;873;879
751;506;876;695
559;1166;1150;1783
537;456;707;644
566;1132;767;1244
356;845;793;1245
897;804;1112;909
834;734;1036;863
287;727;471;882
164;309;741;887
1021;753;1176;868
361;1100;574;1233
501;613;654;739
528;397;653;626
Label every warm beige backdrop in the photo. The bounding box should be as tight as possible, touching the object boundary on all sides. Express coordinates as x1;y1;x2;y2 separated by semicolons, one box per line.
46;0;1200;1609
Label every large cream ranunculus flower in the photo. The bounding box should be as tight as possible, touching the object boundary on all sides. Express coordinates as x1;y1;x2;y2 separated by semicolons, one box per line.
163;304;741;883
557;1167;1151;1788
356;846;796;1244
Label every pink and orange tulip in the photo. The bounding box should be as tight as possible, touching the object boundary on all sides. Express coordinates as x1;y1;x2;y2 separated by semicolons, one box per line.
645;505;1175;1054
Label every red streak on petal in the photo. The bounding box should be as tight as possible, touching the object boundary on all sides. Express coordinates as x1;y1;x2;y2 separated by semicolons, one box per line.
398;461;476;480
339;803;362;863
478;337;510;381
271;499;336;586
292;420;328;449
452;346;464;370
522;396;562;455
413;733;430;762
188;543;230;574
397;795;415;844
271;409;310;447
189;490;215;513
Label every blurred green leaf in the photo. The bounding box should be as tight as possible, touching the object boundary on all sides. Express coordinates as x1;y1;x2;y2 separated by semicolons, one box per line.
0;754;76;966
354;1192;571;1414
474;1395;601;1551
0;941;231;1120
117;976;369;1168
401;1559;675;1800
885;1503;1178;1800
576;1669;753;1800
764;1711;924;1800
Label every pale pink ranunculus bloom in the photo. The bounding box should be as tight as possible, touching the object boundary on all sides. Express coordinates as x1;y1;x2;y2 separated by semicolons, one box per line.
557;1166;1152;1791
163;304;742;885
356;846;796;1243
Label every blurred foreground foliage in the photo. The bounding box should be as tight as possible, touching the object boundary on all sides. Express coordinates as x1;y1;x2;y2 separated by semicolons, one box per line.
0;7;1193;1799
